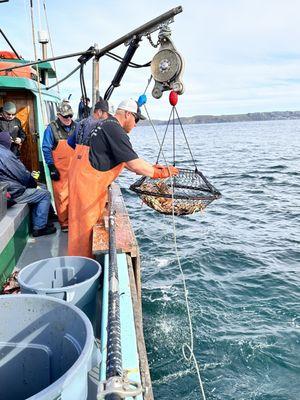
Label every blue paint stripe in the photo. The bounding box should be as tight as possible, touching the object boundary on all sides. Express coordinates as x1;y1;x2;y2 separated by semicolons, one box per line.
118;253;143;400
100;253;143;399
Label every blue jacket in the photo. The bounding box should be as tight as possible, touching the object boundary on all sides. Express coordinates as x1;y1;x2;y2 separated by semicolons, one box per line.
42;120;76;165
0;144;36;199
67;115;102;149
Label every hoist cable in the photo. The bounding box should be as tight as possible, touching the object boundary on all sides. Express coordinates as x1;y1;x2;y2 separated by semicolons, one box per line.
174;106;198;171
169;180;207;400
143;105;169;167
155;108;173;164
106;52;151;68
172;107;176;166
46;64;81;90
80;64;89;117
143;75;153;95
140;89;207;399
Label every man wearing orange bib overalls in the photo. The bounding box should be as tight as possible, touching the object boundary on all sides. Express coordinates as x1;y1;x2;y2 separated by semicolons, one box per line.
42;102;76;231
68;98;179;258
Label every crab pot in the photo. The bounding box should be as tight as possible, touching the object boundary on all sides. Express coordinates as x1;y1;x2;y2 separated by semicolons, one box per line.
18;256;101;322
0;294;100;400
130;168;221;215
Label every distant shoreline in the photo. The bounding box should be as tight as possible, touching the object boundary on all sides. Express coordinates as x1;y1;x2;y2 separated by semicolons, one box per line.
139;110;300;125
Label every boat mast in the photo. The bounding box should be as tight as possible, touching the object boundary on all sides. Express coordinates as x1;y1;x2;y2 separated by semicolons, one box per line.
38;30;49;85
92;43;100;108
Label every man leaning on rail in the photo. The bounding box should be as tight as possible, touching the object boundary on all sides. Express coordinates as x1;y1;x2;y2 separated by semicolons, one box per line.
68;98;178;258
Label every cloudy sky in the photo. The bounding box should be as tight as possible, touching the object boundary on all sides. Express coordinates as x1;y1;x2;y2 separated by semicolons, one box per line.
1;0;300;119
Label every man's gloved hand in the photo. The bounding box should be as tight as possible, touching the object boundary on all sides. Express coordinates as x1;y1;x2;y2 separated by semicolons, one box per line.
48;164;60;181
31;170;40;180
152;164;179;179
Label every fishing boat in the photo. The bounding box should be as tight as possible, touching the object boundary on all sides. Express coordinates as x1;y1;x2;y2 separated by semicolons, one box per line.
0;5;185;399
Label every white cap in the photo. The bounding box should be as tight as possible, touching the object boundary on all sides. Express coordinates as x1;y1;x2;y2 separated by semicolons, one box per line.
117;98;146;120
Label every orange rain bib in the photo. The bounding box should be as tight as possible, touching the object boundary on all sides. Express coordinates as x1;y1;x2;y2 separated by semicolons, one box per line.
52;140;74;228
68;144;124;258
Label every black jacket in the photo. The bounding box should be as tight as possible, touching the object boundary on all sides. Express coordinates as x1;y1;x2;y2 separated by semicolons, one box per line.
0;116;26;155
0;144;36;199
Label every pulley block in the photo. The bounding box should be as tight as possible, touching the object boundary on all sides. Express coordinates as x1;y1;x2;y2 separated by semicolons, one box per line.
151;26;185;99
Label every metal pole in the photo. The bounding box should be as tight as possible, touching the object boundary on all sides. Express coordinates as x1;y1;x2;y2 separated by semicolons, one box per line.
0;28;21;59
92;43;100;108
0;6;183;73
41;41;48;86
96;6;183;59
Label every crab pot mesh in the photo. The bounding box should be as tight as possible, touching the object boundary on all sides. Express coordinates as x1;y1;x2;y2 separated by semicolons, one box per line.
130;168;221;215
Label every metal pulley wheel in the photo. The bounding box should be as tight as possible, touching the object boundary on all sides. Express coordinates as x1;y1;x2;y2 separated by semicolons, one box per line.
151;48;182;83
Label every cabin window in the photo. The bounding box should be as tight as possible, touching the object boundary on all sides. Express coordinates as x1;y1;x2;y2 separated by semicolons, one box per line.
45;101;57;123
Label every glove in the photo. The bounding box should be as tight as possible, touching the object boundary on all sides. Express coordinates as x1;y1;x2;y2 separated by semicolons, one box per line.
31;170;40;180
48;164;60;181
152;164;179;179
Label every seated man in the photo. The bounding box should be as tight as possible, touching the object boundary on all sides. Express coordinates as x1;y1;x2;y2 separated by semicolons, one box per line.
0;131;56;237
0;101;26;156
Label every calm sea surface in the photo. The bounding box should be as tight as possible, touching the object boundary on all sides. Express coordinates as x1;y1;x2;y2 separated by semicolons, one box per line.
118;119;300;400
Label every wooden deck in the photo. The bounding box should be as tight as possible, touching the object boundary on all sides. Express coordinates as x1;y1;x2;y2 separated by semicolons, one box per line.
92;183;138;258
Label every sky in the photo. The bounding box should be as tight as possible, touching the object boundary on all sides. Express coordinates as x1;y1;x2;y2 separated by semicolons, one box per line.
1;0;300;119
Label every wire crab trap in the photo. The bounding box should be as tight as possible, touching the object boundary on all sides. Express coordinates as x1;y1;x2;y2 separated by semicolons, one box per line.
130;168;221;215
130;91;221;216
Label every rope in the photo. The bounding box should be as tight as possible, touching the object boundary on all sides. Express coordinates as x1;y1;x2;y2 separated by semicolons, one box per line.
46;64;81;90
29;0;47;128
140;83;207;398
143;75;153;95
144;105;168;166
155;108;173;164
174;106;198;171
106;52;151;68
43;0;60;93
170;176;207;400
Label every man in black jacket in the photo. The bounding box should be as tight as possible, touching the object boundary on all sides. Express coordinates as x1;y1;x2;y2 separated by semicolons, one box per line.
0;101;26;156
0;131;56;237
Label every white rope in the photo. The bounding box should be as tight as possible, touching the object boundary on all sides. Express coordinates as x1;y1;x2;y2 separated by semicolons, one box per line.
142;97;207;399
170;176;207;400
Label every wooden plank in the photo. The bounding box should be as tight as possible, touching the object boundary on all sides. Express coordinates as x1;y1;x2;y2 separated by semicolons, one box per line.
92;183;138;257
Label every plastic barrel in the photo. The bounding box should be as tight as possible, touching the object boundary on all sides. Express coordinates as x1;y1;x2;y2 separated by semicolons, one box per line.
18;256;101;320
0;294;100;400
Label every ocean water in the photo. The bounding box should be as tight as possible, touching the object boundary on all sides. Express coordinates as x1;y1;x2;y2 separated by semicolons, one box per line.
118;119;300;400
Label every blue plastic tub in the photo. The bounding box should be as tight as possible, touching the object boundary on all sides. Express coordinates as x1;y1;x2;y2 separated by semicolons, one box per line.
0;294;100;400
18;256;101;319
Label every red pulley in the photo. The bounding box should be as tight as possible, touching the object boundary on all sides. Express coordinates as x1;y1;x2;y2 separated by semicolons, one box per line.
169;90;178;106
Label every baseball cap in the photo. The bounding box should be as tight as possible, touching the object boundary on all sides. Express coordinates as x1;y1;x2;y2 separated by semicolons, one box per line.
94;97;109;113
3;102;16;115
57;102;73;117
117;98;146;120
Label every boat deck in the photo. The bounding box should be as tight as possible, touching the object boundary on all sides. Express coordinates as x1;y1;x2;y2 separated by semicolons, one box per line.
1;184;154;400
16;222;67;269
